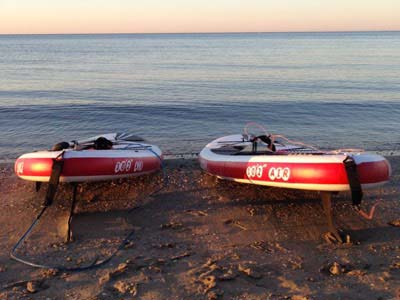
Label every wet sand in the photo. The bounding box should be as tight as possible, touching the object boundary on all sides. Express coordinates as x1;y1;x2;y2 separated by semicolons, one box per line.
0;156;399;300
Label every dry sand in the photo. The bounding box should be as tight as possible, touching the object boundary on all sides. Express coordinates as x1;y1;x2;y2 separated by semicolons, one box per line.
0;156;399;300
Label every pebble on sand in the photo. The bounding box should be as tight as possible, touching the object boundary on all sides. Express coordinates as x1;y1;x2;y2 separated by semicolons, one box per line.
26;281;44;293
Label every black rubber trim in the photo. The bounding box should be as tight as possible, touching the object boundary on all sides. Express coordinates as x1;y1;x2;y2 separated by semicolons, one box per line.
43;158;64;206
343;156;363;206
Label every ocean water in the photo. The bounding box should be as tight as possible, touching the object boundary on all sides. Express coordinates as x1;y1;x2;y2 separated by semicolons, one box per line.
0;32;399;160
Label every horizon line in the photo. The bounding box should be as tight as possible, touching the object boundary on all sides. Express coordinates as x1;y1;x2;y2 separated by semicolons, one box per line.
1;29;400;36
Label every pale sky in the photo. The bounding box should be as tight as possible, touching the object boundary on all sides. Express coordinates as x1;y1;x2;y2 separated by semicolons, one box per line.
1;0;399;34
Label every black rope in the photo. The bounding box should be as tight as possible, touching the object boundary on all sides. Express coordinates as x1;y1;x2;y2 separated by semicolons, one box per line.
10;147;167;272
10;212;136;271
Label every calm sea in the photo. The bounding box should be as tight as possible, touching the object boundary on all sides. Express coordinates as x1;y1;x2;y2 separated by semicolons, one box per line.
0;32;399;160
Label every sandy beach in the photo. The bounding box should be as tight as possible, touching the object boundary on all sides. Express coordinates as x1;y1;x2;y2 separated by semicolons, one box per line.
0;156;399;300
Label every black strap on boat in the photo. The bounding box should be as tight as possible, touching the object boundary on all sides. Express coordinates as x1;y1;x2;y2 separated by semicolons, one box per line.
343;156;363;206
43;157;64;206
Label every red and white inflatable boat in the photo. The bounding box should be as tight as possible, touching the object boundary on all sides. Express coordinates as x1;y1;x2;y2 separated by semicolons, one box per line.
15;133;162;183
199;134;391;192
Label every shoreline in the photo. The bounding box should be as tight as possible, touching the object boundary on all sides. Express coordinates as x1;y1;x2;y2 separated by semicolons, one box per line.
0;156;399;299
